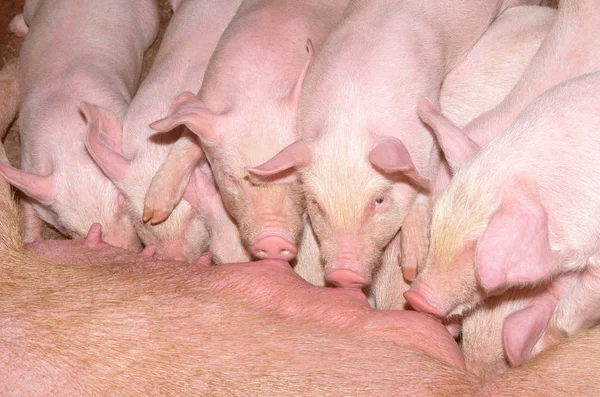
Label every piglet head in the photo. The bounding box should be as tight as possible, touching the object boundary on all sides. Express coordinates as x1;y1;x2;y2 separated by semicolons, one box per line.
406;178;555;319
288;131;428;290
0;105;140;251
404;98;489;316
406;238;485;319
151;92;306;262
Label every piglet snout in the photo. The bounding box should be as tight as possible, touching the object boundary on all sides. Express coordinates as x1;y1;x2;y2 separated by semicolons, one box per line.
326;269;370;289
404;290;443;318
251;235;297;261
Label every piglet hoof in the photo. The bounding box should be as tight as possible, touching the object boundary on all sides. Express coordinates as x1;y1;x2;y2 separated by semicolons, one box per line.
141;245;158;258
402;265;417;283
84;223;105;248
9;14;28;37
193;251;214;267
142;207;170;225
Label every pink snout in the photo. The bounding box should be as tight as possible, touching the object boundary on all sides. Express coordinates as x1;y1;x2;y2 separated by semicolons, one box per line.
325;269;370;289
250;235;297;261
403;290;443;318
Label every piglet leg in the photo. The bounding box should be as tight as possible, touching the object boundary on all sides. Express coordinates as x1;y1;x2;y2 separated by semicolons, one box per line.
400;192;431;282
19;198;44;243
143;131;204;224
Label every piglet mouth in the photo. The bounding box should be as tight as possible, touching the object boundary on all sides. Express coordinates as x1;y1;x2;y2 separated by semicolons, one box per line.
325;268;371;289
404;290;444;318
403;282;451;318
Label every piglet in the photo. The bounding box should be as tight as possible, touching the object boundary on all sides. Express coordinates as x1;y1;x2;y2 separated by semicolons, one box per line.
147;0;351;262
402;0;600;281
400;4;554;282
2;0;159;249
83;0;246;263
248;0;540;289
406;72;600;363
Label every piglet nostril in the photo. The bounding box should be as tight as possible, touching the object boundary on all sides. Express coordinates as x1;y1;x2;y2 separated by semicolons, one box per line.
250;236;297;261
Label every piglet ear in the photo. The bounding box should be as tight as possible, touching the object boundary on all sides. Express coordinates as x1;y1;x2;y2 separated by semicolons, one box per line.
246;140;312;185
81;101;131;182
369;137;429;189
185;167;222;212
0;162;55;205
417;97;479;172
475;183;554;292
285;39;315;110
503;292;557;366
150;92;221;145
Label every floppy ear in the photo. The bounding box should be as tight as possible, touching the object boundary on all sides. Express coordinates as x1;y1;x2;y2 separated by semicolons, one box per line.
503;291;557;366
246;140;312;184
0;162;55;205
369;137;429;189
285;39;315;110
184;166;223;213
81;101;131;182
417;97;479;172
476;183;554;292
150;92;221;145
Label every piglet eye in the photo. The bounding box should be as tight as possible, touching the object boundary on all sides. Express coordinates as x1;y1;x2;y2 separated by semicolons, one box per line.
375;197;384;205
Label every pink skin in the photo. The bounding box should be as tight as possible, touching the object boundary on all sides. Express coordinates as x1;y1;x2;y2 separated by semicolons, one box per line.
25;223;465;371
8;13;28;37
27;222;216;267
249;0;536;289
5;216;600;391
147;0;351;262
407;72;600;362
9;178;600;392
83;0;246;263
2;0;159;249
402;0;600;281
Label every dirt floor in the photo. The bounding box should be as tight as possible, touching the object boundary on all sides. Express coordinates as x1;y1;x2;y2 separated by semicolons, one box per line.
1;0;25;168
